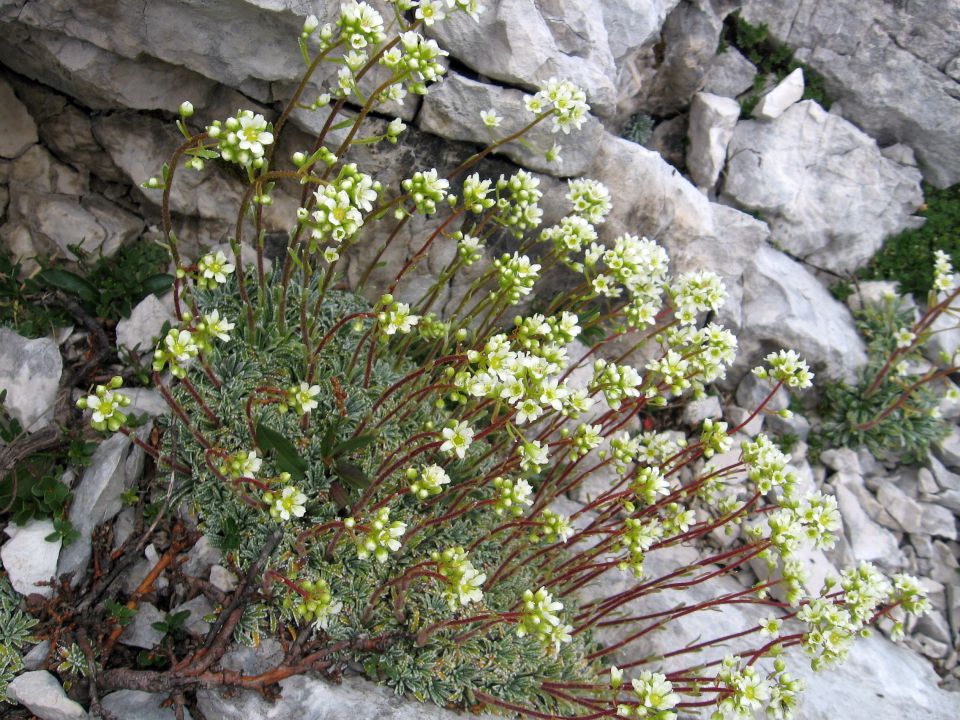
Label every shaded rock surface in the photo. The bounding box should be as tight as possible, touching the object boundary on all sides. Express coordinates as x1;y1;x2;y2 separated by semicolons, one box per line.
0;327;62;431
740;0;960;188
722;101;923;273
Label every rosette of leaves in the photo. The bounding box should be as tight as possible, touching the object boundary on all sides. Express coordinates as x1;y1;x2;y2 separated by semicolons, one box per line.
817;296;949;462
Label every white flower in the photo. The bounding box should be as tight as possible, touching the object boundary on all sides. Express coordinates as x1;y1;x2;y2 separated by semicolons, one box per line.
480;109;502;128
894;327;916;349
237;112;274;157
415;0;446;25
267;485;308;521
440;420;474;459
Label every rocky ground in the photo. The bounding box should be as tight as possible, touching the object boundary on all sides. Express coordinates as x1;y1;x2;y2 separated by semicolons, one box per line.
0;0;959;718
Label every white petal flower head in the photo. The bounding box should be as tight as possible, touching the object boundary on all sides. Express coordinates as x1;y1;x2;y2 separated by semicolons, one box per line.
480;109;502;128
440;420;474;459
237;112;274;158
268;485;308;521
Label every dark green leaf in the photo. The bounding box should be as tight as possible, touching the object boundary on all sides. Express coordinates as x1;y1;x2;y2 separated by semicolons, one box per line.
329;481;350;509
141;274;175;297
331;433;377;458
255;422;308;480
37;269;98;304
320;422;339;459
334;460;370;491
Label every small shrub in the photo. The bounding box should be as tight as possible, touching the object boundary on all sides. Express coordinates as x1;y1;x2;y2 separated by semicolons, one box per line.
15;3;930;719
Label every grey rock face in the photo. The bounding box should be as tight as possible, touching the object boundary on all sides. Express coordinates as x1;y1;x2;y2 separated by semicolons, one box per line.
686;91;740;190
586;132;766;334
722;101;923;274
101;690;192;720
418;70;603;177
0;76;37;158
119;602;166;649
832;473;902;567
734;244;866;383
198;671;500;720
57;432;136;583
1;519;61;598
0;327;62;431
702;47;757;98
116;293;176;354
752;67;804;120
625;0;736;116
740;0;960;188
427;0;680;118
7;671;88;720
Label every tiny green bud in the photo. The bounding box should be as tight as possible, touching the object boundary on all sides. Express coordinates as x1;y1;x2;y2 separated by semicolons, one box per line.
179;101;194;117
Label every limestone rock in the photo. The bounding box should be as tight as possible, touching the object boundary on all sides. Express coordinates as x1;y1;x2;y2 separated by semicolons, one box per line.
0;327;62;431
832;473;902;567
0;76;37;158
740;0;960;188
57;432;134;583
722;101;923;273
101;690;192;720
119;602;166;649
7;671;87;720
681;395;722;426
171;595;214;637
702;47;757;98
625;0;736;116
418;70;603;177
918;503;958;540
426;0;672;118
686;91;739;190
586;132;767;335
733;244;866;383
876;483;923;534
786;632;960;720
197;665;499;720
116;293;175;354
1;519;61;598
752;67;804;120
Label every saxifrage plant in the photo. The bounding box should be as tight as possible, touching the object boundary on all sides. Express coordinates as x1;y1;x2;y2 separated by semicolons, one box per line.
13;2;930;718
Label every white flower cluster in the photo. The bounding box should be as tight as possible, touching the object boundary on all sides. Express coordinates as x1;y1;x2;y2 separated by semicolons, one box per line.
616;671;679;720
265;484;308;522
337;0;385;50
401;168;449;214
587;234;670;309
753;349;814;390
566;178;612;225
298;163;380;256
195;251;235;290
279;382;321;415
524;78;590;134
355;507;406;563
206;110;274;169
380;31;448;97
461;172;496;215
647;324;738;399
453;324;587;430
76;376;131;432
531;508;573;544
219;449;262;480
590;359;643;410
933;249;955;293
516;587;572;651
492;476;533;516
431;546;486;609
494;170;543;235
378;295;420;337
669;270;727;325
408;464;450;500
289;577;342;629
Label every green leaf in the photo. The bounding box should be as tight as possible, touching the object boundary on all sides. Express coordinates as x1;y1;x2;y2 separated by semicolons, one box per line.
255;422;308;481
37;269;98;305
334;460;370;491
141;274;175;297
320;422;339;459
329;481;351;509
331;433;377;458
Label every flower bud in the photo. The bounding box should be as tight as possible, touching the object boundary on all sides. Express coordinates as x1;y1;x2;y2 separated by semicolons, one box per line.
179;101;194;117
